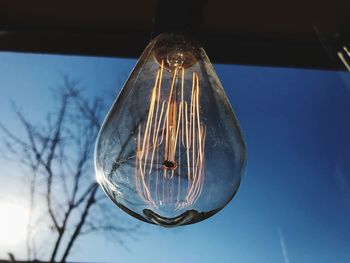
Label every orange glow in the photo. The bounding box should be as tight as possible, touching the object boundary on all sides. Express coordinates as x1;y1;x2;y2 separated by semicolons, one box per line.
135;61;206;209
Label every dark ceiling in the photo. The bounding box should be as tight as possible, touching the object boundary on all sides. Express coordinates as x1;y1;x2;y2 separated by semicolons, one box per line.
0;0;349;69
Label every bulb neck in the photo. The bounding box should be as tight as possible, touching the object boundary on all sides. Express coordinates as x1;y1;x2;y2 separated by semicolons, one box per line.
153;33;200;70
152;0;207;42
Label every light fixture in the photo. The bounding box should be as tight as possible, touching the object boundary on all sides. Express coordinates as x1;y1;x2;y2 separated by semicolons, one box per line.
94;0;246;227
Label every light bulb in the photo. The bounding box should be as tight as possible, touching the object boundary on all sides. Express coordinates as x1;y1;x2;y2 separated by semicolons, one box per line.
95;33;246;227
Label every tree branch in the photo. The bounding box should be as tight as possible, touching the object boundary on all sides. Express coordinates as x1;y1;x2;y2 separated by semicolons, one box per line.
60;184;99;263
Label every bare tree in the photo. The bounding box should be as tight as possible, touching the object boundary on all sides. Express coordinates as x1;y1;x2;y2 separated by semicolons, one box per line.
0;76;139;262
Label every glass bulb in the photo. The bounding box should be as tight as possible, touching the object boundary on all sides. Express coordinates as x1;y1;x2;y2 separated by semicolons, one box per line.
94;33;246;227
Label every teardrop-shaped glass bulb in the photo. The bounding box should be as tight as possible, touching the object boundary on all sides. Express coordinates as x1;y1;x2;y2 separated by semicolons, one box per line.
95;33;246;227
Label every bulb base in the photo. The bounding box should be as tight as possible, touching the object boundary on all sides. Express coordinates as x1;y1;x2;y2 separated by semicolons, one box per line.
143;208;218;227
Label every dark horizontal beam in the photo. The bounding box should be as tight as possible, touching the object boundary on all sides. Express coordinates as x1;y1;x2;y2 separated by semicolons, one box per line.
0;28;342;70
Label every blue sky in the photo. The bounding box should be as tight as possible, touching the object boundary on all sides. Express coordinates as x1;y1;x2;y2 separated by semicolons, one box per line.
0;51;350;263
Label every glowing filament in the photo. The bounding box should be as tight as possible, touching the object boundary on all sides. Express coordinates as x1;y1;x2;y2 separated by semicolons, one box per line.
135;61;206;209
